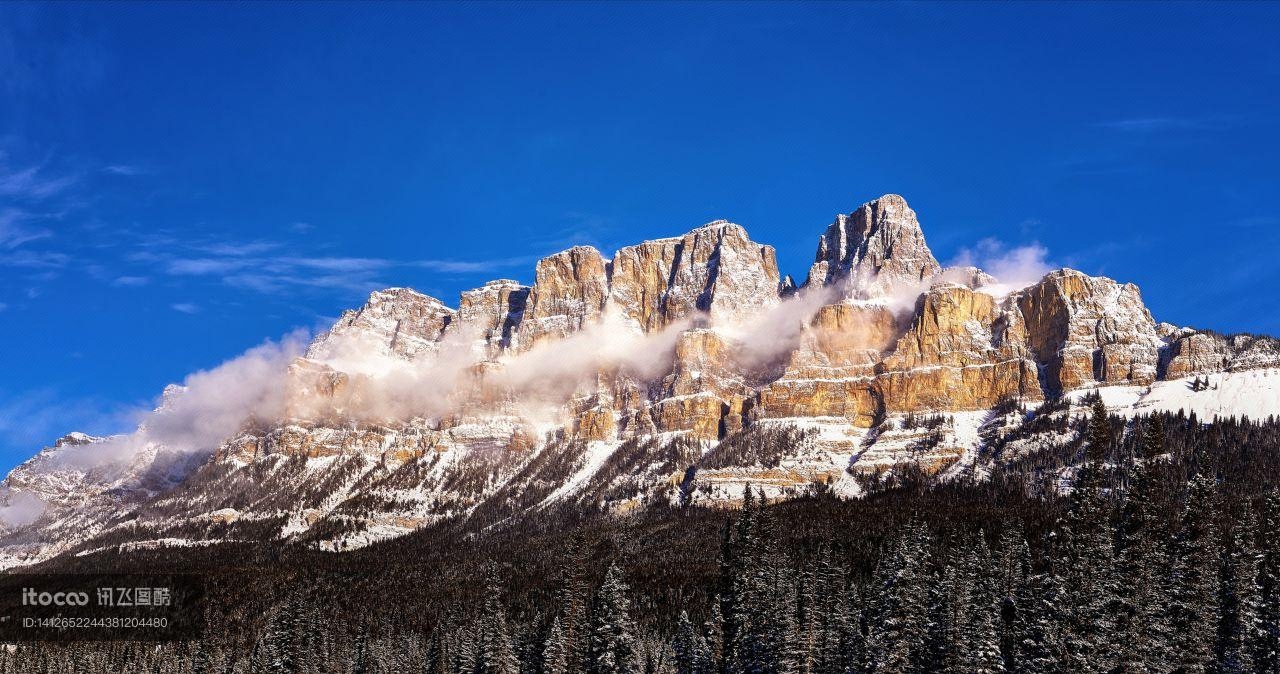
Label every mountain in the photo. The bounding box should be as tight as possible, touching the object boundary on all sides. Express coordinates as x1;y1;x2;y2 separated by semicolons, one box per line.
2;194;1279;568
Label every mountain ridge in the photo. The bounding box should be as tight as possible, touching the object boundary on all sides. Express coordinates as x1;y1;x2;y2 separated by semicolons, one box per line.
2;193;1279;568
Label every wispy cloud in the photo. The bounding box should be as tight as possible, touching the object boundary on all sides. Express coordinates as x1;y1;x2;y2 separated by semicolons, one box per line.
138;231;534;298
1098;117;1213;133
110;275;149;287
0;387;138;459
0;208;52;249
948;238;1055;293
0;249;69;269
0;160;79;201
103;164;144;176
170;302;200;314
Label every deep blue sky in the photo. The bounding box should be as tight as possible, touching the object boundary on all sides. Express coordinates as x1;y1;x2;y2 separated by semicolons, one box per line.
1;1;1278;469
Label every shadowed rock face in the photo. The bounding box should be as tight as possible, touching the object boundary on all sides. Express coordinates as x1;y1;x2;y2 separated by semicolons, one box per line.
457;279;529;354
6;193;1279;566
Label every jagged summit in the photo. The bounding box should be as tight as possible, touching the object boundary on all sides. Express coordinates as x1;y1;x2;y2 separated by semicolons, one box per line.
806;194;942;298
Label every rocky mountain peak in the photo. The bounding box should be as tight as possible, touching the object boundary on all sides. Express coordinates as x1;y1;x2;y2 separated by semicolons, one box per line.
806;194;942;298
307;286;454;362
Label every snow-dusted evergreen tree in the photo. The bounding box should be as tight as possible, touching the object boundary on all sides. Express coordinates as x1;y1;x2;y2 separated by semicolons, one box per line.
543;617;570;674
1017;534;1066;674
1057;396;1120;673
591;562;638;674
995;524;1030;672
1115;415;1175;673
476;566;520;674
785;564;819;674
1258;490;1280;673
961;534;1005;674
552;535;592;674
254;595;300;673
865;519;930;674
924;539;964;674
672;610;708;674
1219;504;1261;673
700;603;724;674
1169;465;1221;674
720;486;759;671
640;636;677;674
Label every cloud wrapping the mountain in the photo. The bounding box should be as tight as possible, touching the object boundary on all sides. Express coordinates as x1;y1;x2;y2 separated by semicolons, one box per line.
950;238;1053;295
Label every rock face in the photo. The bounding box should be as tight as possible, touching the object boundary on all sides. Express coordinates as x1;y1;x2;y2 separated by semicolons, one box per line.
875;283;1042;412
1162;330;1280;378
5;192;1278;567
608;221;782;332
1017;269;1162;393
806;194;942;298
308;287;454;362
515;246;610;350
457;279;529;354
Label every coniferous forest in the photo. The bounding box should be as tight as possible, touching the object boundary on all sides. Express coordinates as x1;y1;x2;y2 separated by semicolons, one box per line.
6;399;1280;673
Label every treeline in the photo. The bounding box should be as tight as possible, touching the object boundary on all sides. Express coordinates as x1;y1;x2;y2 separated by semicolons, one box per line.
7;399;1280;672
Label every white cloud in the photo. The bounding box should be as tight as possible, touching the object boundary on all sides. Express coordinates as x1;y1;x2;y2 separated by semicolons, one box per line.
0;208;52;249
170;302;200;314
49;331;312;471
949;238;1054;295
0;162;78;201
103;164;143;176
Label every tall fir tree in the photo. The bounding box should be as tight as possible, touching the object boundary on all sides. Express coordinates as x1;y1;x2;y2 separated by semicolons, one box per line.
476;565;520;674
1259;490;1280;674
544;617;570;674
591;563;638;674
865;519;931;674
1219;505;1261;674
1169;466;1221;674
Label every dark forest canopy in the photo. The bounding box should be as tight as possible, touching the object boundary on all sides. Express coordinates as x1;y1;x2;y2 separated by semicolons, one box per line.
6;404;1280;673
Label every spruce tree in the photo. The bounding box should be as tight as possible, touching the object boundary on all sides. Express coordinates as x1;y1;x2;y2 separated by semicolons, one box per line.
544;617;570;674
672;611;703;674
476;566;520;674
1259;491;1280;674
962;535;1005;674
591;563;638;674
865;519;930;674
1219;505;1261;674
1169;467;1221;674
1017;536;1066;674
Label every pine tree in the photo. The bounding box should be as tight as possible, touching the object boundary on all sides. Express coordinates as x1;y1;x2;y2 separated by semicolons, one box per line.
553;535;592;674
865;519;930;674
995;525;1029;672
1169;467;1221;674
702;603;724;674
544;617;570;674
1017;535;1066;674
1219;505;1261;674
672;610;704;674
476;566;520;674
591;563;638;674
1115;415;1175;673
1058;397;1120;674
961;535;1005;674
1258;491;1280;673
